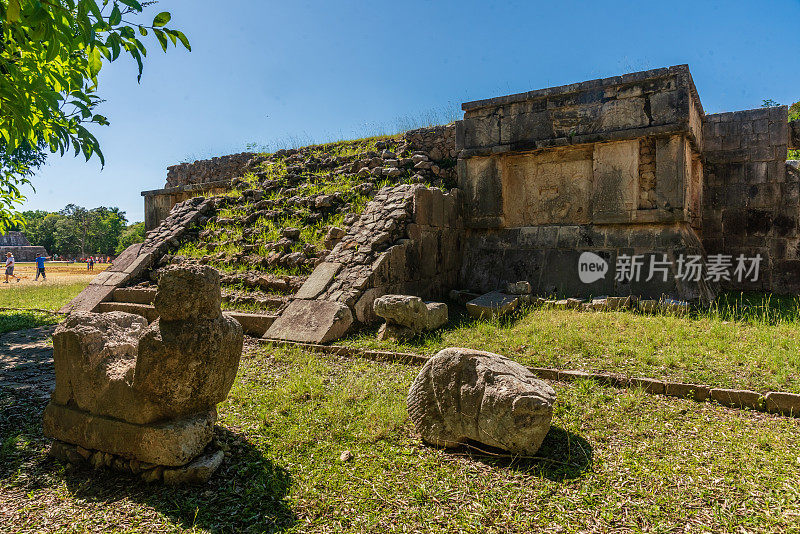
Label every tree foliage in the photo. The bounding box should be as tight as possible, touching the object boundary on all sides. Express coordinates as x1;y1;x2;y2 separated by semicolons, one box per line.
0;0;189;229
18;203;137;256
115;219;142;253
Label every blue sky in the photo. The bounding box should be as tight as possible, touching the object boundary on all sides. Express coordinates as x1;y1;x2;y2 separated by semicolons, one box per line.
23;0;800;223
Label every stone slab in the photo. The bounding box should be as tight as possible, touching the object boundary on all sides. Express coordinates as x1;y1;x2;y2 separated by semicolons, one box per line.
664;382;710;402
163;449;224;485
465;291;519;319
629;378;665;395
123;252;153;277
295;262;341;299
764;391;800;416
42;402;215;466
224;311;277;337
113;287;157;305
96;302;159;322
108;244;143;273
264;299;353;344
59;284;116;313
709;388;763;410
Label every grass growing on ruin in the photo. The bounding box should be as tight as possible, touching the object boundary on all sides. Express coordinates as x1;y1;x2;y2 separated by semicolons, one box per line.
174;134;437;279
342;292;800;394
4;344;800;532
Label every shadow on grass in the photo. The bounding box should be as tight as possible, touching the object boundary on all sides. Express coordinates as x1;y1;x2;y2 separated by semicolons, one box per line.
59;427;296;533
449;426;593;482
0;397;297;534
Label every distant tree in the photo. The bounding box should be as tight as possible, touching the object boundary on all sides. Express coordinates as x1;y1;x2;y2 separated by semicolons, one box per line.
115;221;144;254
0;1;190;230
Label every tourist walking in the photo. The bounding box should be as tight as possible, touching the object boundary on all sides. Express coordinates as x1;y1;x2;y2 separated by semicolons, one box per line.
34;253;47;281
4;252;19;283
87;257;94;271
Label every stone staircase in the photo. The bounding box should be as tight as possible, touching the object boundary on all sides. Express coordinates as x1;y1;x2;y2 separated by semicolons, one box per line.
98;286;278;337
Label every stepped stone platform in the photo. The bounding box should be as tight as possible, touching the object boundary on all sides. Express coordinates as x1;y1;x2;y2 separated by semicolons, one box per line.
63;64;800;345
0;231;47;261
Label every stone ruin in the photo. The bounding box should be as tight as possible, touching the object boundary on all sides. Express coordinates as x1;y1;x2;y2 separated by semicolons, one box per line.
62;64;800;344
0;231;48;261
407;347;556;456
44;264;243;484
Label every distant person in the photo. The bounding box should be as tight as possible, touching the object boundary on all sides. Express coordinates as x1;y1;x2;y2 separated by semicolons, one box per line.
88;257;94;271
34;253;47;281
4;252;19;283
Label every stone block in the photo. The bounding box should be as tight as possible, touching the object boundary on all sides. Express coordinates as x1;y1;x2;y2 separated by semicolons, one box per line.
224;311;277;337
102;271;131;287
413;188;434;226
654;135;685;212
459;115;501;149
593;140;639;219
764;391;800;416
629;377;665;394
295;262;341;299
598;97;648;131
458;157;503;223
59;284;116;313
465;291;519;319
163;449;225;485
90;271;113;286
709;388;763;410
108;244;143;272
354;287;384;323
374;294;447;332
648;91;678;125
264;299;353;343
113;287;157;305
123;252;154;279
558;370;592;382
664;382;710;401
42;403;215;467
528;367;560;381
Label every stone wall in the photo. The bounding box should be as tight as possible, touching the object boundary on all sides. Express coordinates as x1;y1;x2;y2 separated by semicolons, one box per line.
702;106;799;292
295;184;463;323
166;153;259;188
142;180;231;231
460;223;714;301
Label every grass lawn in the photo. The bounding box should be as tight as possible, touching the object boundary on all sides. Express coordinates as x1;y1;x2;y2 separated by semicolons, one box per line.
341;293;800;395
0;262;106;312
3;344;800;532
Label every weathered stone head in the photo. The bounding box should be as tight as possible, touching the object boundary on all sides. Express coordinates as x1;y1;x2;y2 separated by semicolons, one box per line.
407;347;556;455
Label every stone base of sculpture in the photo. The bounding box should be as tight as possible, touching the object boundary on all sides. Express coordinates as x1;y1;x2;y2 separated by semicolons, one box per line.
42;265;243;484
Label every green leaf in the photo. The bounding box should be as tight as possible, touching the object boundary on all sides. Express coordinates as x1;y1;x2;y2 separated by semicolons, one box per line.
152;11;171;27
138;25;148;36
6;0;21;23
172;29;191;51
88;47;103;77
119;0;143;11
109;4;121;25
153;28;168;52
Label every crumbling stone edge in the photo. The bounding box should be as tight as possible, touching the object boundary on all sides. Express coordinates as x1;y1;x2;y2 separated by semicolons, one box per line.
48;439;225;485
259;339;800;418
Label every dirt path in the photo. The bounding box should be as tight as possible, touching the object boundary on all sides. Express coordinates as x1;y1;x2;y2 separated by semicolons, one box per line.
0;325;55;400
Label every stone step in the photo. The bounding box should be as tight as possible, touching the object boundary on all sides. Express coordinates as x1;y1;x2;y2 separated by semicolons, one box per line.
97;302;159;322
223;311;278;337
113;287;157;305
